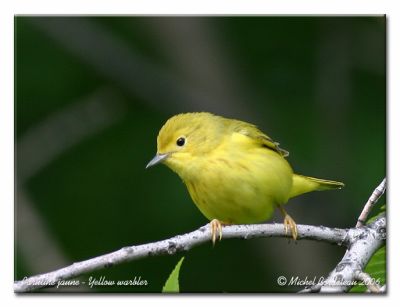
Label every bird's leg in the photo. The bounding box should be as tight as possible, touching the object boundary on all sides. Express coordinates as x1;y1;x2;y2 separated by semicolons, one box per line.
277;205;298;240
210;219;223;245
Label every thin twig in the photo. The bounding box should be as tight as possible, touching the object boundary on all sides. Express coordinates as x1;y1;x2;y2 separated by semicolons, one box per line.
354;271;381;293
356;178;386;228
14;223;348;292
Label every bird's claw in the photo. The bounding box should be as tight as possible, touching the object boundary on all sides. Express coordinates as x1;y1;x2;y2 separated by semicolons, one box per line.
210;219;223;245
283;214;298;240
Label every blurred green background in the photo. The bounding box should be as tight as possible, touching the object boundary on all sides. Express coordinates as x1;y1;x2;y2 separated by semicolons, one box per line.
15;16;386;293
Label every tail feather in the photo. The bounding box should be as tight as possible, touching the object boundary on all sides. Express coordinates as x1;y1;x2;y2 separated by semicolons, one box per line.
290;174;344;199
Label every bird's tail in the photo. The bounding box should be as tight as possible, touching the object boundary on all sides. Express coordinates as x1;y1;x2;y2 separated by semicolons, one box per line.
289;174;344;199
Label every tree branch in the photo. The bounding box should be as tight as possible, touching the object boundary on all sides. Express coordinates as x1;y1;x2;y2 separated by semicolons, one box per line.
15;223;348;292
356;178;386;228
318;215;385;293
301;178;387;293
15;179;387;293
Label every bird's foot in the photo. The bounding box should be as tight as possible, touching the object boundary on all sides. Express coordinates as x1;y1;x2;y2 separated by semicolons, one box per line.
283;214;298;240
210;219;223;245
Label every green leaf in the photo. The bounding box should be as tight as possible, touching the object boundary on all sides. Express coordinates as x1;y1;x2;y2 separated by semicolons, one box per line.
350;246;386;293
162;257;185;293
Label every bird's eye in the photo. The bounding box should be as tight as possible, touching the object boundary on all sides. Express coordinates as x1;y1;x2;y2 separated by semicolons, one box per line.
176;137;186;146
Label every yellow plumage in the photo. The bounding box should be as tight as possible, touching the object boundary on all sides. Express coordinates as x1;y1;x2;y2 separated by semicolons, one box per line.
147;112;344;240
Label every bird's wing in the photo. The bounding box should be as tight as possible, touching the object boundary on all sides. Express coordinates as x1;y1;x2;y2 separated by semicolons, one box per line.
228;119;289;157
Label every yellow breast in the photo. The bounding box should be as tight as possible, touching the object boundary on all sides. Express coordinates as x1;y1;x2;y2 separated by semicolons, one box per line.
182;132;294;224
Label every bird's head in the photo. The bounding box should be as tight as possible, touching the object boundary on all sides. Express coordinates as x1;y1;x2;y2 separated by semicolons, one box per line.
146;112;224;176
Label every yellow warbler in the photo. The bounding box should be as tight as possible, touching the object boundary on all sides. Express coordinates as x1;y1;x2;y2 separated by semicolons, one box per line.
147;112;344;242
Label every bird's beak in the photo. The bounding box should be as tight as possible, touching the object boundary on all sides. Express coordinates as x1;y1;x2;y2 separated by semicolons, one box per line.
146;153;169;169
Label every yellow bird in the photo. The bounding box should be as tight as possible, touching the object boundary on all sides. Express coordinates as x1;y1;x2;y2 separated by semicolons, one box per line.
146;112;344;243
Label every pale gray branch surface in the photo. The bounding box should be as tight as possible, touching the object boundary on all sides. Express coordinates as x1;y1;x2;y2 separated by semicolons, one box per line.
300;178;387;293
319;215;385;293
300;215;386;293
14;223;348;292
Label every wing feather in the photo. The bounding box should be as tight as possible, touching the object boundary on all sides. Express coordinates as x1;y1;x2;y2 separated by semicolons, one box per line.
226;119;289;157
